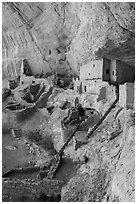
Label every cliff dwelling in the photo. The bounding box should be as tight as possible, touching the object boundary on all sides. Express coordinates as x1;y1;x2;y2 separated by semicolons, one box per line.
2;2;135;202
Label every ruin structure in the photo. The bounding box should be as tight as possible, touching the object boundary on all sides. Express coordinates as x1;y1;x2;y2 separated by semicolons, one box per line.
119;83;134;109
73;58;135;108
2;2;135;202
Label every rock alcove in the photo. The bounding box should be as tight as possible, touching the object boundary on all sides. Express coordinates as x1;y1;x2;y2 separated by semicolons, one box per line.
2;2;135;202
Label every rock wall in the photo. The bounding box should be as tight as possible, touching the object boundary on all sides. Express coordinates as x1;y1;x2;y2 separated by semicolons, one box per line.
2;2;135;79
60;108;135;202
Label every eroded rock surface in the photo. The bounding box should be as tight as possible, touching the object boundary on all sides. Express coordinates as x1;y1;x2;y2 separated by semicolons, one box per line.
2;2;135;79
60;108;135;202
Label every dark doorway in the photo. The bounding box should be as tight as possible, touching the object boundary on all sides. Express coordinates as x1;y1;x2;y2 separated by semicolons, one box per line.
106;69;110;75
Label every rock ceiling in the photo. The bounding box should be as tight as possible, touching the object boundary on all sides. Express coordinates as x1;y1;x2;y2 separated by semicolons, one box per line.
2;2;135;79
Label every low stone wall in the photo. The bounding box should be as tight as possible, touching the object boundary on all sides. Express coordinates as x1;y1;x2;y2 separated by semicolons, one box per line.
2;177;64;201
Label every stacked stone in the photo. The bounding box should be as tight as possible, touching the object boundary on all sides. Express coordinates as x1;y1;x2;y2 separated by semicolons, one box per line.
2;178;38;201
3;177;64;201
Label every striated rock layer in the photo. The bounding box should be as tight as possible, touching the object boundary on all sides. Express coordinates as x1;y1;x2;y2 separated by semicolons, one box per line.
2;2;135;79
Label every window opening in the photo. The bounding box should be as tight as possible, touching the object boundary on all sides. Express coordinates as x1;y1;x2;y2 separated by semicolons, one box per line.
106;69;109;75
84;86;86;92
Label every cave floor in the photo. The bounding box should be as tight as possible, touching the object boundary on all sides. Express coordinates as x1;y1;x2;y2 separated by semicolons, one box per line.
2;132;34;175
2;96;79;201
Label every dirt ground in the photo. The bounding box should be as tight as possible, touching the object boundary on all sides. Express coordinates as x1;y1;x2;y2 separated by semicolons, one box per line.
3;132;33;174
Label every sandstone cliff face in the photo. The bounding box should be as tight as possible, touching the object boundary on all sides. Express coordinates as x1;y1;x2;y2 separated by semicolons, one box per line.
2;2;135;78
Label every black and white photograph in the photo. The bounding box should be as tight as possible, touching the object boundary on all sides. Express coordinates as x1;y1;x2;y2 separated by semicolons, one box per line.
2;1;135;202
